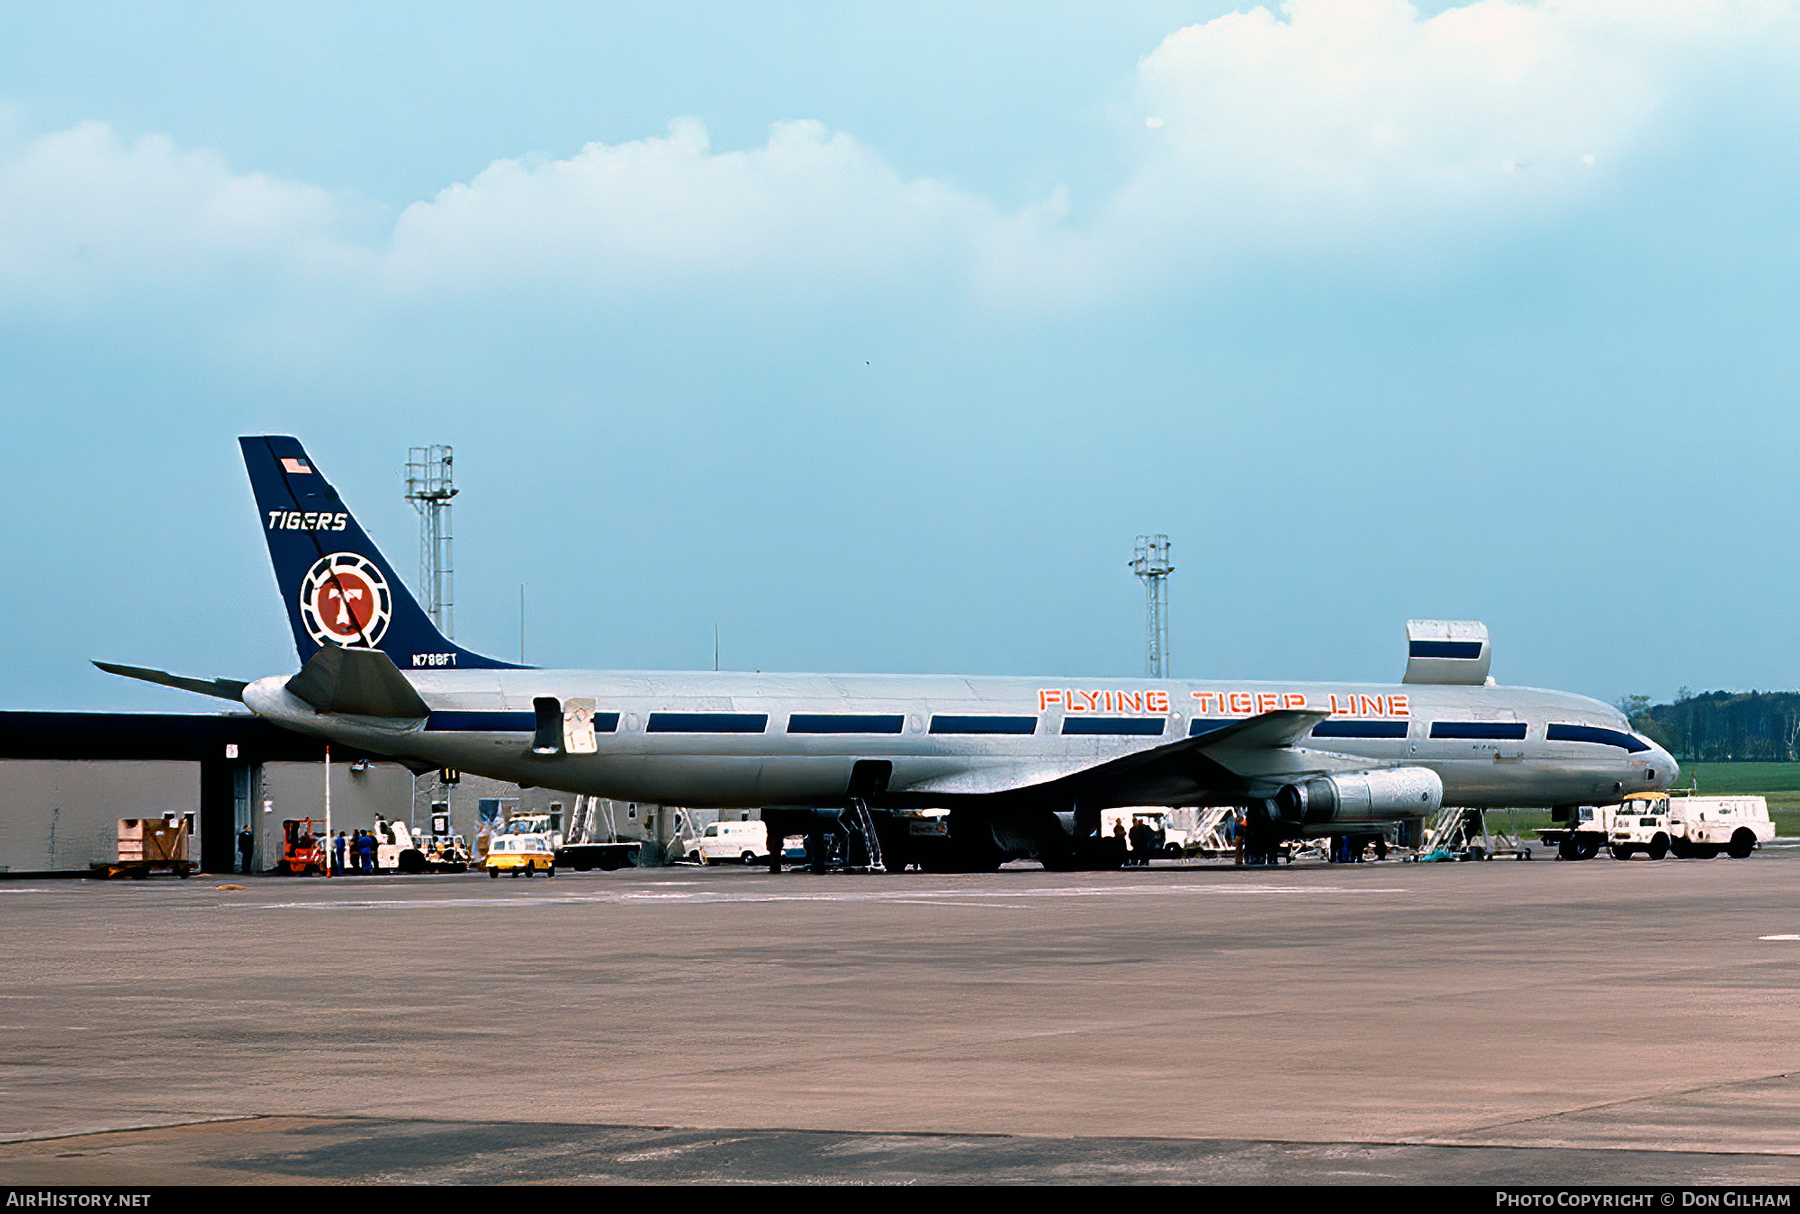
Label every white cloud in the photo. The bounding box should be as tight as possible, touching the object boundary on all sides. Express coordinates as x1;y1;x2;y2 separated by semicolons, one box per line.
0;120;370;312
382;117;1001;299
1037;0;1797;293
0;1;1792;315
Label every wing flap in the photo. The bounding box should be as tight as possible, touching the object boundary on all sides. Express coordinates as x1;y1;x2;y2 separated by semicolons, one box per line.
900;709;1338;804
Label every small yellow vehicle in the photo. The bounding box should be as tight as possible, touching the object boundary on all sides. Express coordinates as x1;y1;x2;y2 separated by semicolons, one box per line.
485;834;555;878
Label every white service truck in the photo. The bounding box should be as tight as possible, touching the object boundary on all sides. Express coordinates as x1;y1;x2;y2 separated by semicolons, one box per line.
1608;791;1775;860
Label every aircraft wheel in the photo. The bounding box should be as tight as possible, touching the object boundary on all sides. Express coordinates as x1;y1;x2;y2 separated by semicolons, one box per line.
1558;838;1578;861
1576;841;1599;861
1728;830;1756;859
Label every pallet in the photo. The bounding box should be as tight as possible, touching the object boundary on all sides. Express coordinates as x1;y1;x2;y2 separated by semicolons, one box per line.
90;860;194;880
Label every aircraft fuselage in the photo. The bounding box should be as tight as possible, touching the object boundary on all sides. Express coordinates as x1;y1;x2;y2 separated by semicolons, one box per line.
243;668;1674;818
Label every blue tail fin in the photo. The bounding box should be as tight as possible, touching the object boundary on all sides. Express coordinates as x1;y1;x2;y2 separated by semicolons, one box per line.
240;436;520;671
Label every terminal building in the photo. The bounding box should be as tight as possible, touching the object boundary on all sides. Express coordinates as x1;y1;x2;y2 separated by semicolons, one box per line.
0;711;682;876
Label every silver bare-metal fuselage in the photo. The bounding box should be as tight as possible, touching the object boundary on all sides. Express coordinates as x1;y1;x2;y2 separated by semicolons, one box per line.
243;667;1676;819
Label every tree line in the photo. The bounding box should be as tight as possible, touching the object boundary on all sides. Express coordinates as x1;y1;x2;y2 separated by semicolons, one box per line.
1621;690;1800;762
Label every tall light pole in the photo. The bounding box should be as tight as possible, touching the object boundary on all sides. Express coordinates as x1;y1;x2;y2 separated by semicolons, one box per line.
405;446;457;638
1131;535;1173;679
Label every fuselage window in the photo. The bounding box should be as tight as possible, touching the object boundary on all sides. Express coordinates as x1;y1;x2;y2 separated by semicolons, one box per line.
1429;721;1528;740
1061;717;1166;736
1546;723;1649;752
787;714;906;734
929;715;1038;735
1312;720;1409;739
646;713;769;733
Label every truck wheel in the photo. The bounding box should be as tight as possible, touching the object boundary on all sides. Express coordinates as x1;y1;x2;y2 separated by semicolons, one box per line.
488;867;498;879
1558;838;1579;861
547;866;555;878
1728;830;1756;859
1610;846;1633;861
1576;841;1599;861
1698;846;1720;859
523;864;533;878
1648;835;1669;861
741;851;757;864
1517;848;1531;861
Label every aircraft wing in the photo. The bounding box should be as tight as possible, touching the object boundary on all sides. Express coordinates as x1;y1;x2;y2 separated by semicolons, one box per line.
903;708;1352;804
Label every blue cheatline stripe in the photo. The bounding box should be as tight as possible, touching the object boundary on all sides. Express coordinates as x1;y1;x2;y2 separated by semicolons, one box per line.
1061;717;1166;736
929;715;1038;735
647;712;769;734
1312;720;1409;739
425;711;619;733
1189;719;1233;737
1547;723;1649;753
1409;640;1484;660
1430;721;1527;740
426;711;535;732
787;713;905;734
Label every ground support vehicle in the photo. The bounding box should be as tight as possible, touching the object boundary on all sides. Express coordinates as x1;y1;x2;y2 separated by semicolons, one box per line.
682;819;770;865
420;833;472;872
1100;808;1190;862
92;816;194;879
367;817;435;873
1613;791;1774;859
1416;807;1531;861
1536;805;1615;861
486;834;555;877
278;817;327;875
1187;807;1240;858
544;798;640;871
556;839;638;871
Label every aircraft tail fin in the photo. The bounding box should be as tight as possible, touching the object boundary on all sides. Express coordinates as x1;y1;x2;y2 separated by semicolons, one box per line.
239;436;520;671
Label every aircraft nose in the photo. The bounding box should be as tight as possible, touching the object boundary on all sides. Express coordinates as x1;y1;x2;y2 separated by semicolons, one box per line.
1651;743;1679;791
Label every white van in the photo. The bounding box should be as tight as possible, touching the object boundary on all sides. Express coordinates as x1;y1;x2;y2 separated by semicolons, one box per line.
683;819;770;865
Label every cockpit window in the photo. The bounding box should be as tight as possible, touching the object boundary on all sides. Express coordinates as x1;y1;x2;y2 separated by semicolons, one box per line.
1546;723;1650;753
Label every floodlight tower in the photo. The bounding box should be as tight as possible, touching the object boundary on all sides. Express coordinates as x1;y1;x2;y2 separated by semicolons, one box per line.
405;446;457;638
1131;535;1173;679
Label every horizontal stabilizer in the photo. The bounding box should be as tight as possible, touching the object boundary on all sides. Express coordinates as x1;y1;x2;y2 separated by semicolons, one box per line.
285;645;429;720
93;661;247;703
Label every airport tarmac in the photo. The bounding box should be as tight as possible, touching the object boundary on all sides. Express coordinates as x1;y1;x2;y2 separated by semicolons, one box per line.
2;848;1797;1185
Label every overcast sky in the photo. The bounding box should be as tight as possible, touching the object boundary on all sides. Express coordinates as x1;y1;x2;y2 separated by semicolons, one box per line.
4;0;1798;711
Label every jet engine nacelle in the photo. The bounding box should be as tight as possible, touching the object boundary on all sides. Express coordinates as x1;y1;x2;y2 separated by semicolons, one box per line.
1275;766;1443;827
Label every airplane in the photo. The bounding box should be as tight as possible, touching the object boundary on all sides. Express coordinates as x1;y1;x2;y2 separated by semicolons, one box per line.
98;435;1678;871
